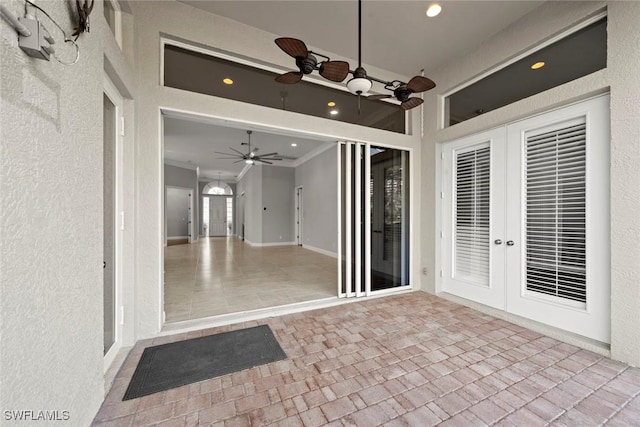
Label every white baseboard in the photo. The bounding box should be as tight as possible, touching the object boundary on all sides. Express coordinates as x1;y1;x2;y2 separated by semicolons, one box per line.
246;241;296;247
167;236;189;240
301;244;338;258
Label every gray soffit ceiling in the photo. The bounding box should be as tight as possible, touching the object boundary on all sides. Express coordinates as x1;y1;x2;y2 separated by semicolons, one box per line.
163;113;335;182
178;0;545;77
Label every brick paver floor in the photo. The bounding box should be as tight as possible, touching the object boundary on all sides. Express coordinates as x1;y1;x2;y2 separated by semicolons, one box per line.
93;292;640;426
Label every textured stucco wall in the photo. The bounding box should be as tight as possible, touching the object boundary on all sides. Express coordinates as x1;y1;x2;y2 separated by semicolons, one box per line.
0;0;104;424
422;1;640;365
132;0;421;338
607;1;640;366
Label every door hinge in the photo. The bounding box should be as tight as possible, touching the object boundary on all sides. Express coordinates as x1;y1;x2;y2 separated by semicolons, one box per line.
120;116;125;137
441;152;445;160
440;192;444;199
119;306;124;325
120;211;125;230
440;270;444;277
440;231;443;238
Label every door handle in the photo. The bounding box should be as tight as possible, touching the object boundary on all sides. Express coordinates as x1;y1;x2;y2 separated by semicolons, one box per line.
506;240;515;246
494;239;502;245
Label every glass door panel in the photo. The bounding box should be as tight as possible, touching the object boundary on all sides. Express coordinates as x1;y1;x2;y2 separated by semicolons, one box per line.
370;147;410;291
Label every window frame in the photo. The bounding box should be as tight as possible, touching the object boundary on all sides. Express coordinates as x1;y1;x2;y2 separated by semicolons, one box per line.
104;0;123;49
159;37;408;135
439;10;607;130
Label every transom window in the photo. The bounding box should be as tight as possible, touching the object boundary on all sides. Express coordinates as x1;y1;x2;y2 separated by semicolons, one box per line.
203;182;233;195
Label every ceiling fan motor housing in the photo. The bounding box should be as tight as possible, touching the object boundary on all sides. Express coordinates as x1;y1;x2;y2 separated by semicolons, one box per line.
394;86;412;102
296;55;317;74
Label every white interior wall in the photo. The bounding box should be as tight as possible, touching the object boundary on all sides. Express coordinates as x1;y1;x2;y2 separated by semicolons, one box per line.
295;145;339;255
132;0;422;338
422;1;640;366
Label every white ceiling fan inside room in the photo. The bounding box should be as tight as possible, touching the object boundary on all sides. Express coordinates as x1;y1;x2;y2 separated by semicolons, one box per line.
215;130;287;165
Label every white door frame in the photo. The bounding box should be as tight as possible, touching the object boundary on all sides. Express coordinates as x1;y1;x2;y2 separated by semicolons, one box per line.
158;108;417;328
437;95;611;343
295;186;303;246
103;75;124;372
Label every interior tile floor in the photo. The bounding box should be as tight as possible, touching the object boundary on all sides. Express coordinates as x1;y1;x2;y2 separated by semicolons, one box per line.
94;292;640;427
164;237;337;322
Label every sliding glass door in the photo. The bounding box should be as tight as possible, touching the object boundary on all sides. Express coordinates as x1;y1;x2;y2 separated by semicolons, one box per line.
339;142;410;297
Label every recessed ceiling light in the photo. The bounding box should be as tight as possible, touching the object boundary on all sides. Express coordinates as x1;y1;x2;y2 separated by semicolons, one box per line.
426;3;441;17
291;143;297;147
531;61;545;70
327;101;336;107
222;78;234;85
330;109;339;116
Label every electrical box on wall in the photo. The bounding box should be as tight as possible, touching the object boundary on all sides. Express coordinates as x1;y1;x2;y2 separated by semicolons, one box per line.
18;16;55;60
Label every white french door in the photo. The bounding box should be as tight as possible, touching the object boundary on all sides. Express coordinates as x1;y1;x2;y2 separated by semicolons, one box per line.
441;95;610;343
505;96;610;342
442;128;506;310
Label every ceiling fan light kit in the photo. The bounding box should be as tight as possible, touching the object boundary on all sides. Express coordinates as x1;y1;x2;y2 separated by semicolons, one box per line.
346;67;372;95
273;0;436;111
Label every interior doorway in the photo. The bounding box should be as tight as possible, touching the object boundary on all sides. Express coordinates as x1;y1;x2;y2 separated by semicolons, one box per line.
165;186;193;245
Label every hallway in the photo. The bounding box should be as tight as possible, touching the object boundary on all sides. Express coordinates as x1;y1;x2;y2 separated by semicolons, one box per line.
164;238;337;322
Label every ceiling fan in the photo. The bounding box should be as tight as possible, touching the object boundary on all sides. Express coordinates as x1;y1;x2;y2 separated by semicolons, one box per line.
215;130;283;165
273;0;436;111
274;37;350;84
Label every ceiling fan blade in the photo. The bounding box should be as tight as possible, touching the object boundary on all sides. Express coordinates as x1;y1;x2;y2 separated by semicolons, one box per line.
257;152;279;157
319;61;350;82
233;159;245;164
259;157;283;161
367;94;393;101
406;76;436;93
255;159;273;165
275;71;303;84
401;97;424;110
275;37;308;58
228;147;246;156
214;151;239;156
